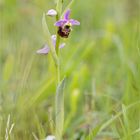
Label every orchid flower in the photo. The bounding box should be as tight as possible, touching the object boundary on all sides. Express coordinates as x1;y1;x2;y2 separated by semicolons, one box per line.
37;35;65;54
54;9;80;38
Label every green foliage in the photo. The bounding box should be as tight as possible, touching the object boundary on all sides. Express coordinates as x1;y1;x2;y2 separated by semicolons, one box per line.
3;55;14;81
0;0;139;139
42;13;58;66
55;78;66;140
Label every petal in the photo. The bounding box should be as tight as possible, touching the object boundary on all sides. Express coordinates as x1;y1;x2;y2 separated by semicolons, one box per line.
64;9;71;20
69;19;80;25
46;9;57;16
51;35;56;46
54;20;67;27
36;45;50;54
51;35;56;40
51;35;65;49
59;43;65;48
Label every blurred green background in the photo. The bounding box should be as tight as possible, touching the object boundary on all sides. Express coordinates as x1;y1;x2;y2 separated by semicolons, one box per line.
0;0;140;139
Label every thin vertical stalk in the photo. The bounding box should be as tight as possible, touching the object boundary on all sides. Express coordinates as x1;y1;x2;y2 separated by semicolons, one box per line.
55;1;63;140
55;34;60;84
56;33;60;55
55;41;63;139
55;8;61;84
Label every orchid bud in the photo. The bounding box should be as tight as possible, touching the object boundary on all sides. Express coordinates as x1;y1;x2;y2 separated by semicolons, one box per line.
46;9;57;16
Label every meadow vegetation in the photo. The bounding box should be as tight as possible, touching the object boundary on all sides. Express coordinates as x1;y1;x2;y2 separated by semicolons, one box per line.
0;0;140;139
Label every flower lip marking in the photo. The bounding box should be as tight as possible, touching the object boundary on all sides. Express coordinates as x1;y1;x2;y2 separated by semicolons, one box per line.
55;9;80;38
65;25;70;29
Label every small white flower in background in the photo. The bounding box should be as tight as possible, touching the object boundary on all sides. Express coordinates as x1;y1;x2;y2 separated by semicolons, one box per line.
45;135;55;140
46;9;57;16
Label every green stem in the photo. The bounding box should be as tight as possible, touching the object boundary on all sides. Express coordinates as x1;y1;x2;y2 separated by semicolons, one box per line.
56;56;60;84
55;9;61;83
55;1;63;139
55;38;62;140
55;16;61;140
56;34;60;57
55;28;61;84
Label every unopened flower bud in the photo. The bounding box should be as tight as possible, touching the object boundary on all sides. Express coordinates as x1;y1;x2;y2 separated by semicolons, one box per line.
46;9;57;16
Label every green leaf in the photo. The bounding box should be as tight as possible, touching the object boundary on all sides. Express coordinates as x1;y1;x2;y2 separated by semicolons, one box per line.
42;13;58;66
55;77;66;140
62;0;75;17
42;13;51;45
85;124;102;140
56;0;63;16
